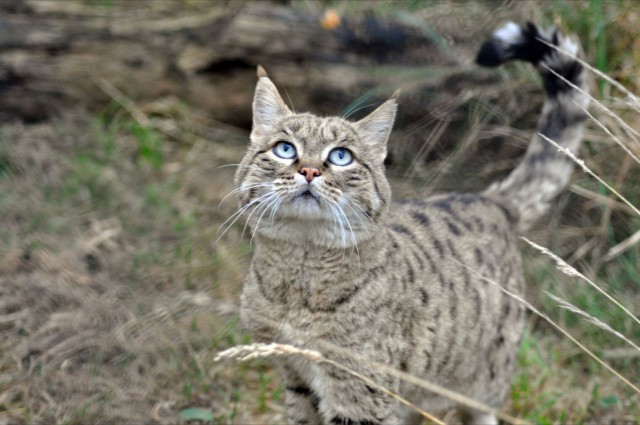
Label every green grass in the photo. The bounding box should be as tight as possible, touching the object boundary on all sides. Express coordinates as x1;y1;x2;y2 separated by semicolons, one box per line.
549;0;609;94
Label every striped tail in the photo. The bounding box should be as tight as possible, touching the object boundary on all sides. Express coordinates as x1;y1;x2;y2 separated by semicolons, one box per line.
477;22;590;232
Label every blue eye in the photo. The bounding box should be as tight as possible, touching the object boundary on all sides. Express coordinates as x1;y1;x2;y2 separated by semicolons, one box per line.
273;141;297;159
328;148;353;166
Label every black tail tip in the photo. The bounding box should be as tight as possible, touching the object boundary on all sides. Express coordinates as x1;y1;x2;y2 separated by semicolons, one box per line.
476;40;510;67
477;21;585;97
476;21;552;68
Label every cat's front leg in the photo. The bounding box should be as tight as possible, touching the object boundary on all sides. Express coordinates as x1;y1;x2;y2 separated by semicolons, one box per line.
317;365;404;425
281;365;323;425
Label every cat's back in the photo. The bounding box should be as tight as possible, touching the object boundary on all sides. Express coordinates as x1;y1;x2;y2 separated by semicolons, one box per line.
385;191;524;331
387;192;519;275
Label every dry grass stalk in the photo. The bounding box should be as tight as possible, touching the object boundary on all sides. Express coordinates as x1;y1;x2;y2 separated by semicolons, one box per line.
93;76;151;127
215;343;446;425
603;347;640;360
541;64;640;146
94;75;229;147
539;38;640;111
455;259;640;396
604;229;640;262
522;237;640;329
404;119;450;181
84;225;122;251
578;102;640;165
569;185;636;216
545;292;640;354
538;133;640;218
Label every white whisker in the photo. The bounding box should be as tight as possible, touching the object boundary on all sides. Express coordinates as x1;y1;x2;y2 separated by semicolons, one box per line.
343;200;373;237
334;202;360;262
251;194;282;245
327;202;342;253
268;198;283;227
347;199;374;224
329;203;347;252
241;192;278;241
216;191;274;242
218;183;271;212
218;163;264;172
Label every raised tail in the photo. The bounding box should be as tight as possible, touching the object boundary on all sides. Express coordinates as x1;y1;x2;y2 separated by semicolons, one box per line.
477;22;590;232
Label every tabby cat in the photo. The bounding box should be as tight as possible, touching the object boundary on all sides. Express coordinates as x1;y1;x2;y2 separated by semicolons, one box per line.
233;22;588;424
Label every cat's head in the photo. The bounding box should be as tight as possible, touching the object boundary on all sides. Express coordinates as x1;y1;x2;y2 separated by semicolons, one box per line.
234;67;396;248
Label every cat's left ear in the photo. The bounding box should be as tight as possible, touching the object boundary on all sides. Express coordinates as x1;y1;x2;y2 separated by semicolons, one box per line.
252;66;291;139
354;92;398;163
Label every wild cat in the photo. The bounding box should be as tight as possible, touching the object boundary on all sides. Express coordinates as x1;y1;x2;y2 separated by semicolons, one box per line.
232;22;588;424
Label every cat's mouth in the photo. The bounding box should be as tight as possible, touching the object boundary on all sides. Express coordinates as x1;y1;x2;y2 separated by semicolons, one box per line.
293;189;320;203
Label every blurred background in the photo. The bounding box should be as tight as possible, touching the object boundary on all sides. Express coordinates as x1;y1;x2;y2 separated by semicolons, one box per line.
0;0;638;423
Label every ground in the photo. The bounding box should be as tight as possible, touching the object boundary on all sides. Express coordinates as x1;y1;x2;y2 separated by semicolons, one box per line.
0;1;639;424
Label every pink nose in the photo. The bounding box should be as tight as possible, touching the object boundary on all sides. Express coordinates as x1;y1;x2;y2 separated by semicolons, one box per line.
299;167;321;182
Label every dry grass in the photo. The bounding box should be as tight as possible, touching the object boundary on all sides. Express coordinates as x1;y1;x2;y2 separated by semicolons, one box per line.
0;111;261;424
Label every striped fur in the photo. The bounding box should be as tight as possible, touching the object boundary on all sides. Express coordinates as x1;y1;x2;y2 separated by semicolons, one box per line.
233;23;588;425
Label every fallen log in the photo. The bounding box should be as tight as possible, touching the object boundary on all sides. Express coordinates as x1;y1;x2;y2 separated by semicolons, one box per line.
0;1;523;128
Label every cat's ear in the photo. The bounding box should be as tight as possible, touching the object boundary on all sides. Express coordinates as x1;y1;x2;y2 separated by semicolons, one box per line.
354;92;398;163
252;66;291;138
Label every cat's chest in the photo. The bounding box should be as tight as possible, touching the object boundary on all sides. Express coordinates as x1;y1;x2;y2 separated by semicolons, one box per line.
243;269;351;348
257;261;359;314
243;251;378;343
252;243;372;310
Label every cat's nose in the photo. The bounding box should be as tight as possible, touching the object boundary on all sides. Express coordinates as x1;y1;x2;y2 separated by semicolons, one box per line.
299;166;321;182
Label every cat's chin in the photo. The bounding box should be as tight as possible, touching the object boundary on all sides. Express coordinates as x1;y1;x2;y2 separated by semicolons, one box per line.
275;196;331;221
292;189;319;203
252;213;372;249
290;194;323;215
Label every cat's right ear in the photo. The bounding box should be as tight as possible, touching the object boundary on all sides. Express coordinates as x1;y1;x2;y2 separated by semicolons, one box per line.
252;66;291;139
